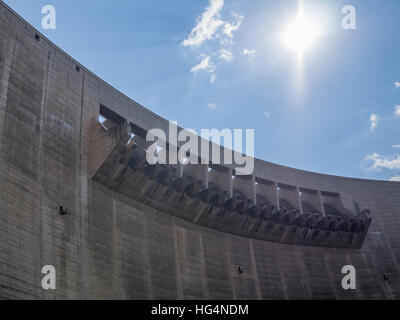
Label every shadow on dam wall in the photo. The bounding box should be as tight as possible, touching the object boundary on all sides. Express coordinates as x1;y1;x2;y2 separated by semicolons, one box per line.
0;1;400;299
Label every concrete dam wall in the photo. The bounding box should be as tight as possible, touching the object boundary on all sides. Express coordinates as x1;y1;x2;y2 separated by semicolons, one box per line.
1;1;400;299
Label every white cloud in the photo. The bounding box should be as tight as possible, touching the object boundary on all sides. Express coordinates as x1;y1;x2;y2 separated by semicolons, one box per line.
395;82;400;88
183;0;244;83
208;103;216;109
190;55;217;83
182;0;225;48
182;0;242;48
222;13;243;38
370;113;378;132
190;56;213;73
394;105;400;116
393;145;400;149
364;153;400;171
365;150;400;181
218;49;233;62
243;48;256;56
263;111;270;119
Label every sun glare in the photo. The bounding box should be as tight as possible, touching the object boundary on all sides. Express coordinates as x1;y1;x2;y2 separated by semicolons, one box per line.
280;0;326;92
282;2;321;57
283;18;319;55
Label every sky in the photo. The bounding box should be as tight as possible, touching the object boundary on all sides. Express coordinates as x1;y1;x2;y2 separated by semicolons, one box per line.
4;0;400;181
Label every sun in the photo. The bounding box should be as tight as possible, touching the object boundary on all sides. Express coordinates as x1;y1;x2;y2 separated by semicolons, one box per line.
280;1;326;91
282;3;321;56
283;18;319;55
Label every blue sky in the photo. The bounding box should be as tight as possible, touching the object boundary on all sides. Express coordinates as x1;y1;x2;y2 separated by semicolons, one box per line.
4;0;400;181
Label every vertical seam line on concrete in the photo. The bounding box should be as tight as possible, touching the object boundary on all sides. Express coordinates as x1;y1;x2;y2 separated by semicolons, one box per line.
0;35;13;297
198;232;210;299
276;246;288;299
173;221;183;299
77;72;85;299
0;35;12;112
249;239;262;299
38;45;52;298
143;210;153;299
224;235;236;299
